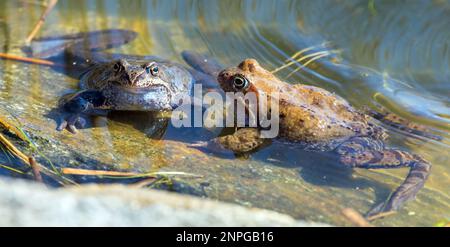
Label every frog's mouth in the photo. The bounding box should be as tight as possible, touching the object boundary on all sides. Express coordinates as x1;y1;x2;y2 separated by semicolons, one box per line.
111;82;171;95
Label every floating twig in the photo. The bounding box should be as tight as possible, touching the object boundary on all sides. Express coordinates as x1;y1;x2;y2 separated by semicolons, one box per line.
342;208;374;227
29;156;43;183
61;167;202;179
62;168;141;177
25;0;58;45
0;52;60;67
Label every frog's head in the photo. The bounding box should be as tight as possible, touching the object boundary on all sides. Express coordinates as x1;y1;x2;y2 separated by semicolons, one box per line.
217;59;276;94
108;59;169;93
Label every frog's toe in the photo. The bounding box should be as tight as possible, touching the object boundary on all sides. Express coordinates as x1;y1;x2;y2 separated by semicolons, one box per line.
365;202;397;220
57;113;86;134
75;117;86;129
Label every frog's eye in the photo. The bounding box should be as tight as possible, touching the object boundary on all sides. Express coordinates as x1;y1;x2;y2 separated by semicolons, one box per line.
145;63;159;76
232;75;249;91
113;62;122;72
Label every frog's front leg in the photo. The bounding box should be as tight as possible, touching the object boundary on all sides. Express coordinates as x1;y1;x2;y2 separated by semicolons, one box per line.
56;90;107;133
192;128;267;155
336;137;431;217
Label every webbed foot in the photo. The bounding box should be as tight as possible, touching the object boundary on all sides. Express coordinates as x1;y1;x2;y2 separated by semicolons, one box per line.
56;112;87;134
56;90;106;134
336;138;431;218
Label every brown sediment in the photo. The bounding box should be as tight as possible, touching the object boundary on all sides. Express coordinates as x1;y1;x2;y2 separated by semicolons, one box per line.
25;0;58;44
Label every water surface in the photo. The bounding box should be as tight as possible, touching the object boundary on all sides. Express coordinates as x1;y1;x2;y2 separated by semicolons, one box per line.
0;0;449;226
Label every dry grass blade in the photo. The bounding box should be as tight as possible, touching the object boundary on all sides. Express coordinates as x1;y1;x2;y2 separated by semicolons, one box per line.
272;49;339;75
62;168;140;177
271;50;329;74
342;208;374;227
61;167;202;179
285;52;332;78
285;42;331;62
25;0;58;44
0;115;30;142
0;133;29;163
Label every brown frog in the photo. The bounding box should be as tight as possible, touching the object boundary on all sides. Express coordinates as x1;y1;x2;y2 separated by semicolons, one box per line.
196;58;432;218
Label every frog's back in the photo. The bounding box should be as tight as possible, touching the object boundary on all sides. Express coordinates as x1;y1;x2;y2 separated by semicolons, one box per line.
219;58;386;144
277;83;381;143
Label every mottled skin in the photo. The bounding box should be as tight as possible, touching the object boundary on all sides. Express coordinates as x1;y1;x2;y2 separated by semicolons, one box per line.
201;58;432;217
57;58;193;133
47;31;194;133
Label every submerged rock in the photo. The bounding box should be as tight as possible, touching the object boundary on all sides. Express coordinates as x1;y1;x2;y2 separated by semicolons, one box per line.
0;177;327;227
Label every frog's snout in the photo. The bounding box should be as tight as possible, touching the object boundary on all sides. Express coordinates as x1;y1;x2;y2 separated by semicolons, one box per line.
218;70;235;85
218;70;231;80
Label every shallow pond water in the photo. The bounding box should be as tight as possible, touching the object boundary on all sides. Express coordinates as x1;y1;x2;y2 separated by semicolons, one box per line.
0;0;449;226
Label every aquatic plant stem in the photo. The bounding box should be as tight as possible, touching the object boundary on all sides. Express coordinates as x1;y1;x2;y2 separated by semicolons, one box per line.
25;0;58;45
0;163;25;174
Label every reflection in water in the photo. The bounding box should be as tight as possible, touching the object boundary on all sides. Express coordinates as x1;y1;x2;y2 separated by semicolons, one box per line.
0;0;449;226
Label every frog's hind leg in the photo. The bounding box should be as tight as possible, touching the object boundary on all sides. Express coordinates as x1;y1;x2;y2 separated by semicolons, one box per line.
29;29;138;59
365;107;442;141
337;139;431;217
191;128;268;155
